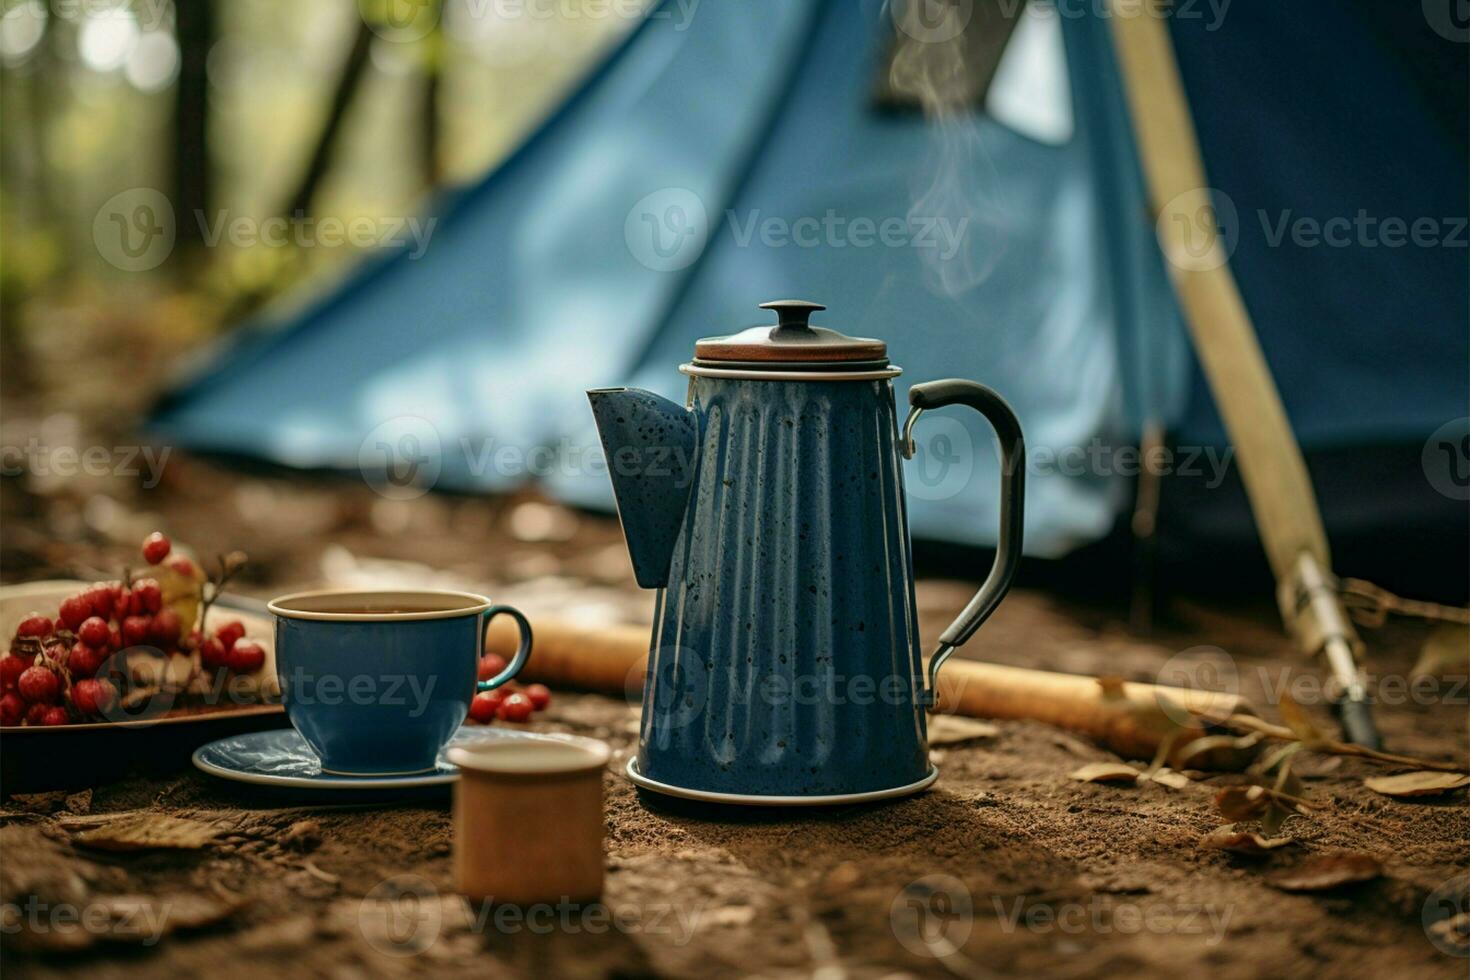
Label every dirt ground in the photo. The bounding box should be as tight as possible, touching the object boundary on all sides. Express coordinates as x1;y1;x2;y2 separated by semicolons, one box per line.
1;428;1468;976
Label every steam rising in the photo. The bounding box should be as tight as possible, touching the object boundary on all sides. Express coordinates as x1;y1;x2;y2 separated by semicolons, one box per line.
888;1;1006;297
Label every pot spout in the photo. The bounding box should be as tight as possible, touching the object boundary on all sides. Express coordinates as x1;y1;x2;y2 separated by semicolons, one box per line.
586;387;698;589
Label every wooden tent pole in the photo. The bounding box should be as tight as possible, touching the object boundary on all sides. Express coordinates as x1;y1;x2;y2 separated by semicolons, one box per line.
1106;5;1379;746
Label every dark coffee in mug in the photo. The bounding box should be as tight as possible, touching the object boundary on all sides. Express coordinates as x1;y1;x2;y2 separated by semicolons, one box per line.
311;606;456;615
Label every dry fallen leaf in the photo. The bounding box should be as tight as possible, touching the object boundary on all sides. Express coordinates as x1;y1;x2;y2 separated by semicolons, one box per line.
1070;762;1141;784
1175;731;1262;771
1215;786;1269;822
72;815;222;851
927;715;1000;745
1411;624;1469;679
1364;771;1470;798
1278;692;1324;745
280;819;322;852
1147;768;1191;790
1200;825;1295;855
1269;852;1381;892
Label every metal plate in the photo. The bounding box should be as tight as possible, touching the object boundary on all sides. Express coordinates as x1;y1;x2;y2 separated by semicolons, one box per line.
625;757;938;807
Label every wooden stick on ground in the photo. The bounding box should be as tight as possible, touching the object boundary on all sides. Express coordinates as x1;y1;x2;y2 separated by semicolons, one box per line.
487;617;1255;768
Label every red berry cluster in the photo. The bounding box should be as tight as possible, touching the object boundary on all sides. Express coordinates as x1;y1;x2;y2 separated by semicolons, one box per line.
1;609;117;726
0;531;265;727
194;619;265;675
466;652;552;724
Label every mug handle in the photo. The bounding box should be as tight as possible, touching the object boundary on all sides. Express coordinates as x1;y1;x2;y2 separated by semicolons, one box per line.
901;380;1025;708
477;605;533;691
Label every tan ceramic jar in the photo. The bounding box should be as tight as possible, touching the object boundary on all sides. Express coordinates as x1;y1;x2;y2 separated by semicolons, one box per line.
448;735;611;904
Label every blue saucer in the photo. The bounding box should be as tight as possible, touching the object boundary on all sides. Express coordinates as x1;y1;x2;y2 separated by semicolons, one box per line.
193;726;548;791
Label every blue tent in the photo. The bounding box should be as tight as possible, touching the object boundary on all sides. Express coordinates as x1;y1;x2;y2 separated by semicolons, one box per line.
150;0;1467;561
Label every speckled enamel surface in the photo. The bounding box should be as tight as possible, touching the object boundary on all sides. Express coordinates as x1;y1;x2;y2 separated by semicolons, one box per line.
587;388;698;589
635;377;929;797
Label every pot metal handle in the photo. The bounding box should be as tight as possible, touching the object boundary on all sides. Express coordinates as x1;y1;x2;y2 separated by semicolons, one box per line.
901;380;1025;707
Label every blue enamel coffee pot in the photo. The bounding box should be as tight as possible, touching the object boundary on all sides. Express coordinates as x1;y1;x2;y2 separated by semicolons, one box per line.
589;300;1024;803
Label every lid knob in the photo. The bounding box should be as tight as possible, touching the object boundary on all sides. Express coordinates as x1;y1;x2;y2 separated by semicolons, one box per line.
691;300;886;366
759;299;825;334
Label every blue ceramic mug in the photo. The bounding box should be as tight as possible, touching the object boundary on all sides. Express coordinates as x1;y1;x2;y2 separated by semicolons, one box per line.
267;589;532;776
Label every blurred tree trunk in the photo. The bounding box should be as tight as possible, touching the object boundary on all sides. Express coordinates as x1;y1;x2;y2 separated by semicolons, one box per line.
172;0;215;248
421;55;441;187
282;20;374;220
420;0;443;187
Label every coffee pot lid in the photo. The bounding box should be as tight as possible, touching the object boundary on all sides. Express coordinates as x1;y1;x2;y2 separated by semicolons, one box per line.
692;301;888;368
